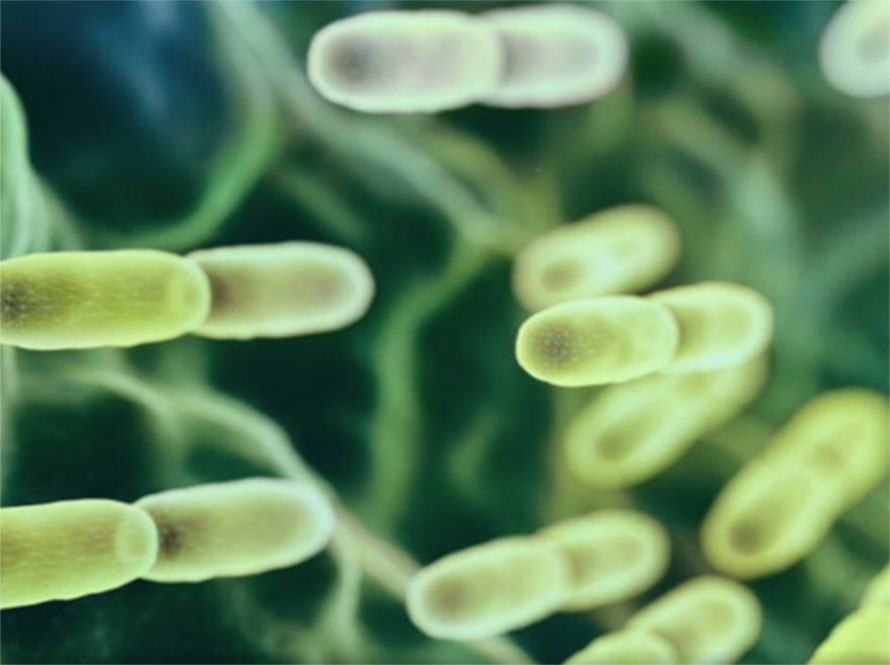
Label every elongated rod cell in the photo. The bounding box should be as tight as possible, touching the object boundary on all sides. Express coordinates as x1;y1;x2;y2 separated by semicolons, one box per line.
819;0;890;98
627;576;762;665
188;242;374;339
701;389;889;579
135;478;334;583
512;205;680;311
307;11;503;113
0;499;158;609
861;565;890;608
564;629;680;665
406;536;570;640
808;606;890;665
651;282;773;374
538;509;670;610
564;356;768;489
0;250;211;350
480;4;627;108
515;296;679;387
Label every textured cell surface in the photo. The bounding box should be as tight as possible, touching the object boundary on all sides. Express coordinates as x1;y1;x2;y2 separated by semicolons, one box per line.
0;499;159;609
564;356;768;489
481;4;627;108
406;536;570;640
307;10;502;113
0;250;211;350
819;0;890;98
808;606;890;664
702;389;890;579
651;282;773;374
564;629;680;665
515;296;680;387
538;509;670;610
135;478;334;583
188;242;374;339
627;576;762;664
861;565;890;608
512;205;681;311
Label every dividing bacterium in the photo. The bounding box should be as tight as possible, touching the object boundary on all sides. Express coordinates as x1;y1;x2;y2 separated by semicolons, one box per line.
0;499;159;609
135;478;334;583
564;629;679;665
701;389;889;579
0;250;211;350
406;536;570;640
819;0;890;98
515;296;680;387
480;4;628;108
188;242;374;339
512;205;681;311
650;282;773;374
307;10;503;113
626;576;762;664
808;606;890;665
563;356;768;489
537;509;670;610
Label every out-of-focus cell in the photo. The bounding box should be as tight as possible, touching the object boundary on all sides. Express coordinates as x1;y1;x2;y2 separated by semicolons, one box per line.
188;242;374;339
0;250;211;350
135;478;334;583
564;356;767;489
307;10;503;113
515;296;679;387
0;499;159;609
564;629;680;665
538;509;669;610
819;0;890;98
650;282;773;374
512;205;680;311
861;565;890;608
480;4;627;108
406;536;570;640
702;389;889;579
808;606;890;664
627;576;762;664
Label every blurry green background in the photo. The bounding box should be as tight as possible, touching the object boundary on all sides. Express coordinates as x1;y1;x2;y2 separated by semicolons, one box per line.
0;1;887;663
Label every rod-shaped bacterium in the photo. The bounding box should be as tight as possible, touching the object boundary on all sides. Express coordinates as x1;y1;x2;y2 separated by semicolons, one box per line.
861;565;890;608
0;250;211;350
819;0;890;98
512;205;680;311
0;499;159;609
627;576;762;664
307;10;502;113
135;478;334;583
515;296;679;387
808;606;890;665
480;4;627;108
406;536;570;640
564;629;680;665
188;242;374;339
538;509;670;610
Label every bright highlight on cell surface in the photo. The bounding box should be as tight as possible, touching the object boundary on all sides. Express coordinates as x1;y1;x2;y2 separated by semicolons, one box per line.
134;478;334;583
0;250;211;350
627;576;762;664
406;536;570;640
515;296;679;387
564;629;679;665
0;499;159;610
564;356;767;489
480;4;628;108
650;282;773;374
808;606;890;665
701;389;889;580
512;205;680;311
188;242;374;340
307;10;502;113
538;509;670;610
819;0;890;98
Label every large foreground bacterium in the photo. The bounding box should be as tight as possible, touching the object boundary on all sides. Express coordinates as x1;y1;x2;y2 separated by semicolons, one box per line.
0;250;211;350
0;499;159;609
564;629;679;665
808;606;890;665
135;478;334;582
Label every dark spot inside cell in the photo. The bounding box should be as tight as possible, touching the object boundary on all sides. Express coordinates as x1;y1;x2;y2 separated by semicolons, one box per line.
729;521;763;555
0;279;28;321
533;323;576;367
597;434;628;460
327;36;382;89
541;262;581;291
154;515;185;558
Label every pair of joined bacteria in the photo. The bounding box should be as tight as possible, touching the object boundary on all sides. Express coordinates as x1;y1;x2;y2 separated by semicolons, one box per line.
0;478;334;610
0;242;374;350
307;4;627;113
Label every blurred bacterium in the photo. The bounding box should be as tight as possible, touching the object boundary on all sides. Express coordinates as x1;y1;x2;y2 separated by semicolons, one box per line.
564;629;679;665
819;0;890;98
808;605;890;664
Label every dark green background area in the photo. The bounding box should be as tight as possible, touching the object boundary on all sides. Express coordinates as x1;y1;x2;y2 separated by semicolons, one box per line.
1;1;887;663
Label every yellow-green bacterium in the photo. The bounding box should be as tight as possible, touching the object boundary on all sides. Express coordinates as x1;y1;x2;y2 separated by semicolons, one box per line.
564;629;680;665
808;606;890;665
